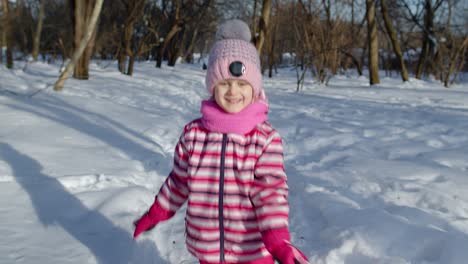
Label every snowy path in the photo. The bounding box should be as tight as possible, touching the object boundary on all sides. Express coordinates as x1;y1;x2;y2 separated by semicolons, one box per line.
1;62;467;263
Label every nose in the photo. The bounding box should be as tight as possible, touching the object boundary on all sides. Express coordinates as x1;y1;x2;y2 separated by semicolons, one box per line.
226;83;239;95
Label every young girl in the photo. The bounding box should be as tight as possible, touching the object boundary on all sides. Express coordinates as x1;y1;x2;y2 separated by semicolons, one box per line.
133;19;309;264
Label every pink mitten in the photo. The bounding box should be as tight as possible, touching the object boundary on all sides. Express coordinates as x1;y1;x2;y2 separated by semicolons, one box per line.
272;241;309;264
133;201;174;239
262;228;310;264
133;212;158;238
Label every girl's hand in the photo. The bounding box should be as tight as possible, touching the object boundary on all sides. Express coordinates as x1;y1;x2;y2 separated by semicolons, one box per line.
132;201;175;239
261;228;310;264
133;212;157;239
273;241;310;264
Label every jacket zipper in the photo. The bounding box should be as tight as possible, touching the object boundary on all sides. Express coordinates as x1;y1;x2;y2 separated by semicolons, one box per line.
219;134;228;263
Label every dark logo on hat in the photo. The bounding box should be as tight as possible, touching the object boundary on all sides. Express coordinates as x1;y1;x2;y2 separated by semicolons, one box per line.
229;61;246;77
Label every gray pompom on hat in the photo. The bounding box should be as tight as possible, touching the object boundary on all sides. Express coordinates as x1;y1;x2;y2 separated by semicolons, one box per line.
206;20;267;103
215;19;252;42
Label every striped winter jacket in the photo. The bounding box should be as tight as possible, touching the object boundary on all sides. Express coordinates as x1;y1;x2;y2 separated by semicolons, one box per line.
154;118;290;263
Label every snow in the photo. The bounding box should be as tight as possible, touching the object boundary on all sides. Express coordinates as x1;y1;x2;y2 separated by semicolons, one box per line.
1;60;467;264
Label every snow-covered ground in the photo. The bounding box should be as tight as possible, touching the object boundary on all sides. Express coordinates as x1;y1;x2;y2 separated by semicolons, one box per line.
0;60;467;264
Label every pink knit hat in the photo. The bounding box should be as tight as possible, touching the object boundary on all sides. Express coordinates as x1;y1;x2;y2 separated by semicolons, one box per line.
205;20;267;103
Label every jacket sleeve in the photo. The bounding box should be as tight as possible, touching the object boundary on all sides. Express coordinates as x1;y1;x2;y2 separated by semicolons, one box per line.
250;131;289;231
149;132;191;222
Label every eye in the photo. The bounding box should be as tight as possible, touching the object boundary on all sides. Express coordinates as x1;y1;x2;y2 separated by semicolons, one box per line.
238;81;248;86
217;81;228;86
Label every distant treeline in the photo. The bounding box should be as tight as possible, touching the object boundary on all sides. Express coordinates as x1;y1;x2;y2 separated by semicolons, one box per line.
1;0;467;88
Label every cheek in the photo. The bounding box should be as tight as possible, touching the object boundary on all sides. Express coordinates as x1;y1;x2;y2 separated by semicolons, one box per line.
248;89;256;101
213;87;221;99
213;89;225;106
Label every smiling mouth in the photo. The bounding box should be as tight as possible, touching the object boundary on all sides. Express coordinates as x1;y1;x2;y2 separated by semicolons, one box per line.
226;98;242;104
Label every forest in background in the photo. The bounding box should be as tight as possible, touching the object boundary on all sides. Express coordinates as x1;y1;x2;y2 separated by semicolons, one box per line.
1;0;467;90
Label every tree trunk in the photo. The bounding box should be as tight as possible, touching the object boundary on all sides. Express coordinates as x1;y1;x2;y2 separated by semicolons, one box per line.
73;0;98;80
121;0;145;76
416;0;436;79
0;0;4;63
267;23;276;78
341;50;363;76
156;23;182;68
446;0;452;30
380;0;408;82
322;0;332;26
0;26;3;63
182;28;199;63
155;0;212;68
57;37;67;62
450;39;468;86
127;55;135;76
415;39;428;79
54;0;104;91
366;0;380;85
444;37;468;87
32;0;46;61
167;31;185;66
2;0;13;68
118;49;126;73
0;5;3;64
123;21;135;75
15;0;29;55
156;2;181;68
72;0;85;77
255;0;272;57
252;0;258;40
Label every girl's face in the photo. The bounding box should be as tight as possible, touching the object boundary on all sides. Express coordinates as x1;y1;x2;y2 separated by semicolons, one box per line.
214;79;254;113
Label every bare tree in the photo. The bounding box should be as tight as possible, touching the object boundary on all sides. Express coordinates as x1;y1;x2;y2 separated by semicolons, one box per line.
254;0;272;57
439;0;467;87
118;0;146;75
167;0;213;66
294;0;355;84
380;0;408;81
32;0;46;61
366;0;380;85
14;0;30;55
443;36;467;87
293;0;316;89
265;1;279;78
416;0;440;79
29;0;73;64
341;0;366;76
0;0;5;64
251;0;258;38
155;0;182;68
54;0;104;91
155;0;213;68
400;0;444;79
73;0;100;79
1;0;13;68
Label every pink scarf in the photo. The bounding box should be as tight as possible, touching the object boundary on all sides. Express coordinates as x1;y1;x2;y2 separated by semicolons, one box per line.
200;100;268;135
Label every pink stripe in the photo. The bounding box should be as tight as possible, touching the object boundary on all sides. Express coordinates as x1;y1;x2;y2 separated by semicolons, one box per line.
199;255;274;264
188;202;255;211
